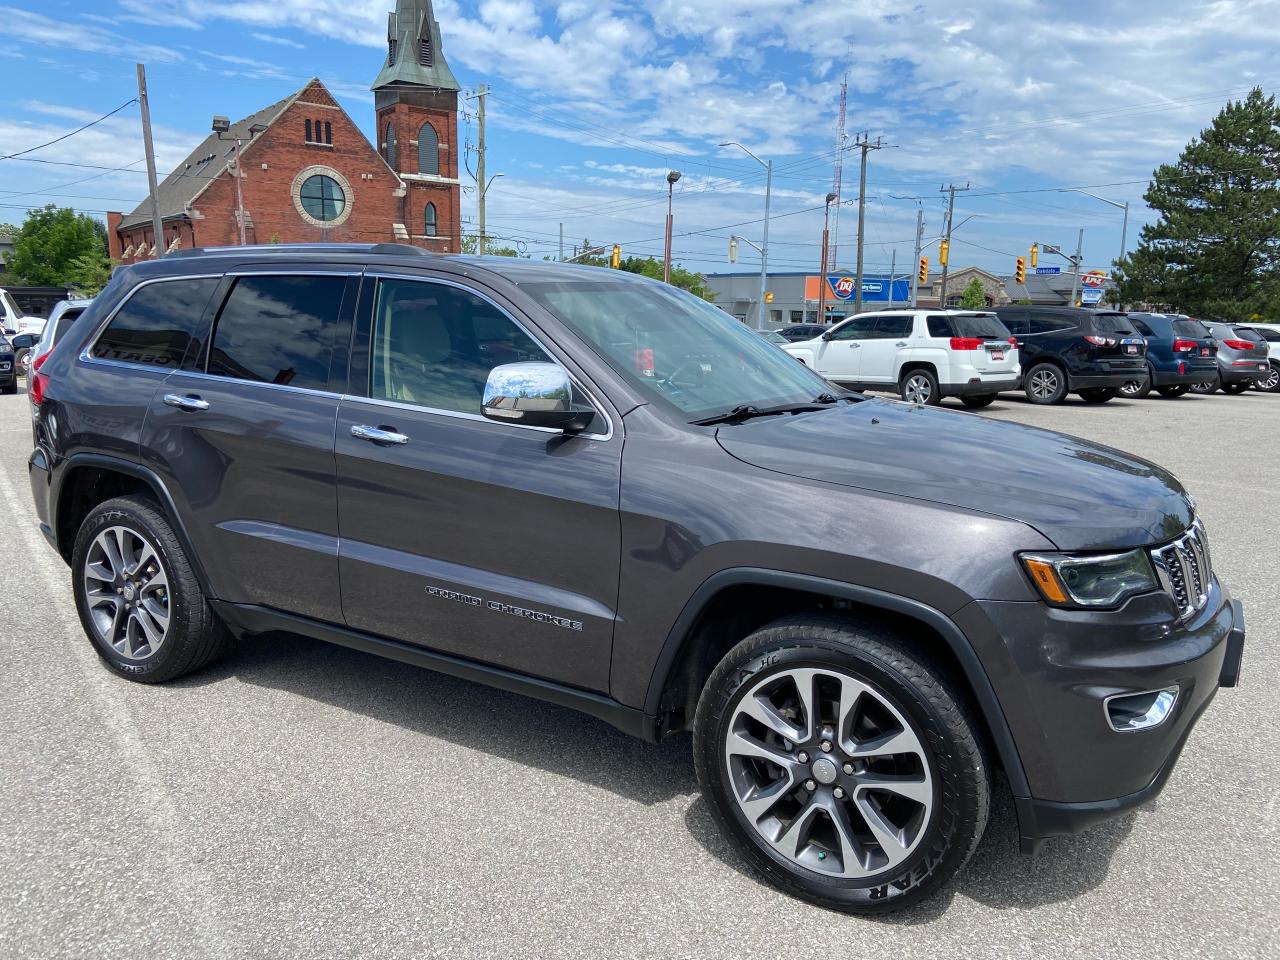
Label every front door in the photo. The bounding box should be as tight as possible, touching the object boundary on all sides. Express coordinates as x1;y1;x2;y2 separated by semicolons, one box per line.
334;274;623;692
815;314;877;382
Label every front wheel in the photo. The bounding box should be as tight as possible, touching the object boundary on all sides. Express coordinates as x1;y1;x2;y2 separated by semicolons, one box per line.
72;495;228;683
1078;387;1118;403
899;369;940;406
1190;379;1218;394
693;615;991;914
1221;382;1250;395
1255;365;1280;392
960;394;996;409
1024;363;1067;404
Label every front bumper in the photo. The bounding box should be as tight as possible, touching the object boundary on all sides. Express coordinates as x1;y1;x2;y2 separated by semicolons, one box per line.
954;581;1243;849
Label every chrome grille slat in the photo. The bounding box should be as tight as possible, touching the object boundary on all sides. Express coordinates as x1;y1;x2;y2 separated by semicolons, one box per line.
1150;520;1212;620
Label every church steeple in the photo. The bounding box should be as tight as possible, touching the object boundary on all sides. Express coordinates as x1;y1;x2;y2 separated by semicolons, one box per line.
371;0;460;93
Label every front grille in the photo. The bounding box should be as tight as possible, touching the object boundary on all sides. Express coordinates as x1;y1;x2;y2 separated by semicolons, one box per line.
1150;519;1212;620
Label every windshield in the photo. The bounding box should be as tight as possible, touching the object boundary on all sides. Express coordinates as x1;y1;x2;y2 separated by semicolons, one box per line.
523;277;834;421
1;291;20;321
950;314;1010;339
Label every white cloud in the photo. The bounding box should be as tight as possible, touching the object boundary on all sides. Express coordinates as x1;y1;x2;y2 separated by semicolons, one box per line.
0;6;181;62
251;32;306;48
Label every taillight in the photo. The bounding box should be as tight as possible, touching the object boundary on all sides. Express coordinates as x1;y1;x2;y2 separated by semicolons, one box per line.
30;351;49;407
1172;338;1199;352
1007;337;1018;348
635;347;655;377
1222;339;1254;351
949;337;983;350
1083;335;1117;346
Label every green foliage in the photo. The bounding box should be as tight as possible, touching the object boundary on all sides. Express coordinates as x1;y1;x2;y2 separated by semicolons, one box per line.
65;253;115;296
6;205;107;286
957;277;988;310
615;255;714;300
1112;88;1280;318
461;233;525;257
268;233;283;244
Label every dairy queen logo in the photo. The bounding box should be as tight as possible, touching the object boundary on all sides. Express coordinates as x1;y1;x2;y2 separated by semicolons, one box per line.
830;276;856;299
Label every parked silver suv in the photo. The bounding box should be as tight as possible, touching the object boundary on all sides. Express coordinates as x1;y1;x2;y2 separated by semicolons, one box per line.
1192;321;1270;393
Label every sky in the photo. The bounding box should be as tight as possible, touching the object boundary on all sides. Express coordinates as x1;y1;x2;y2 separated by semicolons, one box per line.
1;0;1277;279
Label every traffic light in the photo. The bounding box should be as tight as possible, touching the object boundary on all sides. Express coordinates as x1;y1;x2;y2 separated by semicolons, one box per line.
610;244;621;269
1029;243;1038;268
918;257;929;284
764;291;774;304
1015;257;1026;284
938;239;949;266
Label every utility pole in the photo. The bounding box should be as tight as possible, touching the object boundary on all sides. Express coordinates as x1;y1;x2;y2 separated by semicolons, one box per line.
475;84;487;254
136;63;164;257
1069;228;1084;306
937;182;970;307
909;206;924;307
558;222;564;262
829;74;848;272
663;170;681;284
852;133;883;314
887;249;896;307
817;191;838;324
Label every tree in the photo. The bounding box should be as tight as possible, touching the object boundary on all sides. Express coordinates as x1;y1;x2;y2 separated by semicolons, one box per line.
957;277;988;309
613;255;714;300
65;252;115;296
6;205;106;286
1112;88;1280;317
460;233;524;257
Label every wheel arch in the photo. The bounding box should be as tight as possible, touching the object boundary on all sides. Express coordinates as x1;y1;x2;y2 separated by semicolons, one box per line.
643;567;1030;798
897;359;939;383
53;454;215;598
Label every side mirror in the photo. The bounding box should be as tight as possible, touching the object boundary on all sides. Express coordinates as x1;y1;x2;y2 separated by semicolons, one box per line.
820;331;834;341
482;362;595;433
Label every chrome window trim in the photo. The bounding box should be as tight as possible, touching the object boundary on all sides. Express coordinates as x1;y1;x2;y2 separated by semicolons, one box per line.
79;273;225;371
360;271;615;442
166;368;344;401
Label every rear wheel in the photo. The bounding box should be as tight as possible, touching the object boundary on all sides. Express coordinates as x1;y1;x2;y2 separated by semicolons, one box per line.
72;495;228;683
899;369;940;406
1190;379;1218;394
960;394;996;409
1221;381;1250;395
1120;373;1152;399
0;381;15;395
1024;363;1067;404
1255;364;1280;392
1156;385;1189;398
694;615;990;914
1078;387;1118;403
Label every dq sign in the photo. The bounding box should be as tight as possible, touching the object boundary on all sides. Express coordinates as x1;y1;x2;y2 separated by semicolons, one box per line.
1081;270;1108;289
803;275;911;302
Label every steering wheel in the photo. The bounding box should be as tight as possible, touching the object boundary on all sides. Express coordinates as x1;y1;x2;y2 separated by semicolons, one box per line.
659;359;708;392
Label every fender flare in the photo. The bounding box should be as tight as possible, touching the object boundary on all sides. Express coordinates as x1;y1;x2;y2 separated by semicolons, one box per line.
52;452;217;599
642;567;1030;798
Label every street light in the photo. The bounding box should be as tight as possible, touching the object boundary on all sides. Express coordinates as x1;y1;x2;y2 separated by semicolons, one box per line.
817;191;838;325
212;115;246;245
720;141;772;330
1060;188;1129;266
663;170;681;284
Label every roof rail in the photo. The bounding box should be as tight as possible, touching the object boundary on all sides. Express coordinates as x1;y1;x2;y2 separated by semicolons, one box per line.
164;242;435;259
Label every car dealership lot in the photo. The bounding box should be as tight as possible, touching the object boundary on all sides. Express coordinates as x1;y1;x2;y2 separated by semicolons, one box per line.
0;388;1276;959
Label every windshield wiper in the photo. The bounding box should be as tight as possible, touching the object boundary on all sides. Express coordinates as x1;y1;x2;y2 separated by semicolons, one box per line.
692;401;829;426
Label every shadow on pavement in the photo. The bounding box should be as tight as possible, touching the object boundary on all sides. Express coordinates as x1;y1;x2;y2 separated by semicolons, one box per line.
683;777;1136;920
176;630;698;806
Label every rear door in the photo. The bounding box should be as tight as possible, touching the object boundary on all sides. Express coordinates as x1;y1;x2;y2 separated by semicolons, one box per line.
333;272;623;692
141;268;356;624
857;313;912;385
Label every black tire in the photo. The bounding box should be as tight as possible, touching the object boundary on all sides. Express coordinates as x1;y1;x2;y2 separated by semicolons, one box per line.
899;368;941;406
693;614;991;914
71;494;228;683
13;347;30;374
1255;364;1280;393
1156;385;1189;398
1120;372;1152;399
1077;387;1118;403
1023;362;1067;404
1221;381;1250;395
1190;378;1218;394
0;381;16;395
959;394;996;409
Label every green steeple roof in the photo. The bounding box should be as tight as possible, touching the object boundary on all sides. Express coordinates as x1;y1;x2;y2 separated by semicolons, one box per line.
371;0;460;93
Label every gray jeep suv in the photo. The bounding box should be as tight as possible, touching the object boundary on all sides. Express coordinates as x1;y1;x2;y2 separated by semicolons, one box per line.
27;244;1245;913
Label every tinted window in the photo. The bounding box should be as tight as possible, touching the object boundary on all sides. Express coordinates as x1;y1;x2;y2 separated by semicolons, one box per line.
950;314;1009;339
998;314;1029;336
208;275;346;390
1231;326;1264;342
829;316;878;340
371;278;553;415
1091;313;1137;335
1254;328;1280;343
54;307;85;345
871;315;912;339
1130;318;1154;336
1172;320;1206;339
1028;314;1076;334
91;279;219;368
927;316;953;338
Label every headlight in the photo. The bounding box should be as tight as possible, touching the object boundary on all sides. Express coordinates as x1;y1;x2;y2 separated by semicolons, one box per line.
1021;550;1157;608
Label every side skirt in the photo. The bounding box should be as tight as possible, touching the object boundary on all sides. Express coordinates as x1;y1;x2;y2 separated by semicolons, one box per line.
210;601;658;742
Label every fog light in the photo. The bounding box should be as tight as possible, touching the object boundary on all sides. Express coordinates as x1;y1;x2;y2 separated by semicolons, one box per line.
1105;687;1178;733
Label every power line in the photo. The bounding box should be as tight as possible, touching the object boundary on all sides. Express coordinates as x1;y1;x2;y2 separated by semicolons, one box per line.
1;99;139;161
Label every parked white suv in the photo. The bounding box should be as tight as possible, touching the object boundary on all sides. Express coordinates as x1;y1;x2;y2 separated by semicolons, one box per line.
782;309;1021;408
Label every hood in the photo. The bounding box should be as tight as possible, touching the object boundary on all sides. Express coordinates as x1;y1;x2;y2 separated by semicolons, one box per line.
716;398;1193;551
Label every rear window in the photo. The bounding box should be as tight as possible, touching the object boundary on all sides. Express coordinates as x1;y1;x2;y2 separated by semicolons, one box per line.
1090;313;1137;336
53;308;85;345
91;279;220;368
951;314;1009;339
1171;320;1204;339
1231;326;1265;342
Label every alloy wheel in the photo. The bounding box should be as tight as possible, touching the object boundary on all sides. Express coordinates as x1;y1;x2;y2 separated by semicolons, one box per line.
1029;369;1059;400
723;667;933;878
1120;379;1144;396
902;374;933;404
1253;367;1278;390
82;525;171;660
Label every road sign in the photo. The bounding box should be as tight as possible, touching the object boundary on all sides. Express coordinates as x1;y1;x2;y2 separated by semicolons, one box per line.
1081;287;1104;304
1081;270;1108;288
1035;266;1060;275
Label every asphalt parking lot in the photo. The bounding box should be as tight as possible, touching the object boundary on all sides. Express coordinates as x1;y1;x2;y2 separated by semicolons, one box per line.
1;385;1276;959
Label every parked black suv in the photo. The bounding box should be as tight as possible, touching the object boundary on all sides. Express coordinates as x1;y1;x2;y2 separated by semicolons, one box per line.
0;333;15;394
28;245;1245;913
993;306;1148;404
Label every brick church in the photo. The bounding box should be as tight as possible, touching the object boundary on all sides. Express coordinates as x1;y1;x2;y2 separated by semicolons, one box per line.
107;0;461;261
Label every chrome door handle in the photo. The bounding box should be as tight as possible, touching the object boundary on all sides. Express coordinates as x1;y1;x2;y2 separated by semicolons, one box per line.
895;341;909;347
163;393;209;412
351;424;409;445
